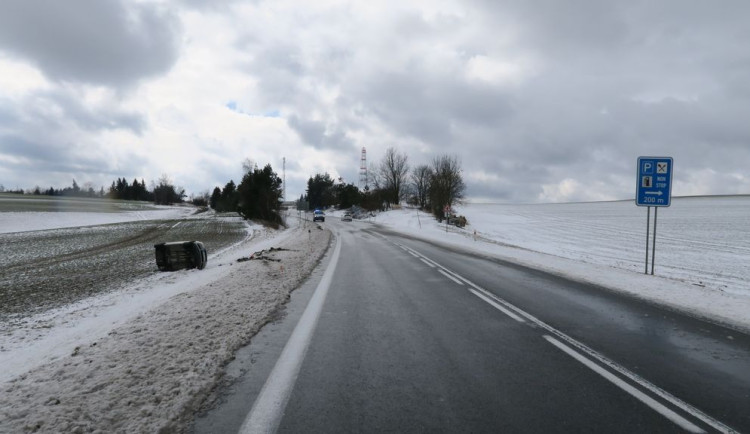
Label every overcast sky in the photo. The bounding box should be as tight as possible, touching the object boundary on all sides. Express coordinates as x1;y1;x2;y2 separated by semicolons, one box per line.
1;0;749;203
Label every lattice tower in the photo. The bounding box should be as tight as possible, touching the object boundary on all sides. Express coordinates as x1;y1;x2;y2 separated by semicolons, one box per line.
359;147;368;191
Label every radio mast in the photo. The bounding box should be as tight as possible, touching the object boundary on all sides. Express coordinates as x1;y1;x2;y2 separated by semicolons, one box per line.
282;157;286;200
359;147;368;191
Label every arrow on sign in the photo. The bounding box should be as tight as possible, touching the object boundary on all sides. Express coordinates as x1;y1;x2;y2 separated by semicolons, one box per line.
645;191;663;196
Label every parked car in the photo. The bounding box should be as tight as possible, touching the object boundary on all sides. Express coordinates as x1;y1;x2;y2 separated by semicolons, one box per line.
342;212;352;221
313;210;326;222
154;241;207;271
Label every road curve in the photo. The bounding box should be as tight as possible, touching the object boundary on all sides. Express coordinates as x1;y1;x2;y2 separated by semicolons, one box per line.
192;216;750;433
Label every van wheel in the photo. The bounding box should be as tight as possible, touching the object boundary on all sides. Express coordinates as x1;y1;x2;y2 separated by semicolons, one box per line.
191;243;205;270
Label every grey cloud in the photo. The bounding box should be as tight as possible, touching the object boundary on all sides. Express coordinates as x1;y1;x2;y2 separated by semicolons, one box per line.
351;71;514;148
287;115;353;151
5;1;748;201
0;88;149;192
1;90;146;136
502;0;629;56
0;133;134;177
245;45;306;105
40;90;146;134
178;0;239;12
464;180;514;202
0;131;152;195
0;0;180;88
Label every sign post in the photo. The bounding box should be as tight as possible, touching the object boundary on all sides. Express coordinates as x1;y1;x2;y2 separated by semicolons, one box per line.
636;157;673;275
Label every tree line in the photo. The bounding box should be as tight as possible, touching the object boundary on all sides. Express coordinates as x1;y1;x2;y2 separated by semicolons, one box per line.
4;176;186;206
300;148;465;221
209;162;284;227
3;148;466;226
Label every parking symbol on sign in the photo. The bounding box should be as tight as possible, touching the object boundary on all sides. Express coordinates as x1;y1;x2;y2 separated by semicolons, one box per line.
637;156;673;207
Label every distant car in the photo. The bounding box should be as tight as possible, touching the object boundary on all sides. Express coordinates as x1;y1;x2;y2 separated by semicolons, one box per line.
154;241;207;271
313;210;325;222
342;212;352;222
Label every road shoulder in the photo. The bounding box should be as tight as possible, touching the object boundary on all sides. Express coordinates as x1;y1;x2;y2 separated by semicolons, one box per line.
0;222;332;433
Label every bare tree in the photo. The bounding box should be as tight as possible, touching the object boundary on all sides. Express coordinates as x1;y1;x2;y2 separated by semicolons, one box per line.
411;164;433;210
242;158;257;173
429;155;465;220
367;162;382;192
378;147;409;205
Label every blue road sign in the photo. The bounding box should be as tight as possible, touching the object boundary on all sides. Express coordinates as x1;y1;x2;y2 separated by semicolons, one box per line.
636;156;673;207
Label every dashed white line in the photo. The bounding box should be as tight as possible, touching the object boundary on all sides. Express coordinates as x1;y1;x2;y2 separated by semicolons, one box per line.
392;237;735;434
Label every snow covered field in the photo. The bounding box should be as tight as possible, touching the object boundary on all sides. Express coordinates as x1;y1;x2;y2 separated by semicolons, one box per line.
0;205;194;234
368;196;750;333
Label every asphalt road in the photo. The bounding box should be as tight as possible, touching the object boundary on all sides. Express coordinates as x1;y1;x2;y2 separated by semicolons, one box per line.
192;217;750;433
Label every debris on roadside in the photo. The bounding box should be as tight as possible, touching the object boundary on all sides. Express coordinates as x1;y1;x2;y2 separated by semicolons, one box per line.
236;247;292;263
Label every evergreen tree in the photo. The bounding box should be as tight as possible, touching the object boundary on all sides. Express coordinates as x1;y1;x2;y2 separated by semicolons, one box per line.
306;173;335;210
237;164;283;225
335;183;361;209
219;180;239;212
210;187;222;210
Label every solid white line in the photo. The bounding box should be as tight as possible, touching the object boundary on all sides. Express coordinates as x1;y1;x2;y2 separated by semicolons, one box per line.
420;258;436;268
467;287;525;323
543;335;705;434
436;266;463;281
438;269;464;285
418;256;441;268
502;306;735;434
239;233;342;434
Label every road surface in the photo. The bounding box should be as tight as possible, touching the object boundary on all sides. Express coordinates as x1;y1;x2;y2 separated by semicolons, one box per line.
192;216;750;433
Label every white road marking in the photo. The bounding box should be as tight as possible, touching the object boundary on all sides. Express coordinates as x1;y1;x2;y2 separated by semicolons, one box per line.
496;304;735;434
438;269;464;285
418;256;441;268
467;287;525;323
543;335;705;434
388;237;735;433
239;232;343;434
420;258;436;268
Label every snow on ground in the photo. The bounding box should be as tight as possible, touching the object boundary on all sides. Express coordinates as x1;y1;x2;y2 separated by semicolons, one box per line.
2;197;748;432
369;196;750;333
0;216;331;433
0;206;195;234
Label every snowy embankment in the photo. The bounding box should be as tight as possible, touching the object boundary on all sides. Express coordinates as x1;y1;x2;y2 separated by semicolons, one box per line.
370;196;750;333
0;217;331;433
0;206;194;234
